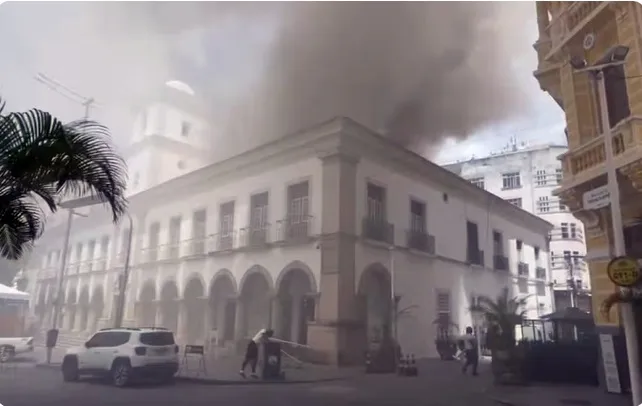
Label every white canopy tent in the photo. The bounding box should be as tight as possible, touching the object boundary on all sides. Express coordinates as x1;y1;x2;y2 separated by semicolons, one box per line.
0;283;29;302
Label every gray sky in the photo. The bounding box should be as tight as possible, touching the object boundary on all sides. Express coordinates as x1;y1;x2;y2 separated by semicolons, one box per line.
0;2;566;164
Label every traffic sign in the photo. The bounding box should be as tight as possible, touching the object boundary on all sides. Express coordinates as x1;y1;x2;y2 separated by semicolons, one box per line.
583;185;610;210
607;256;641;287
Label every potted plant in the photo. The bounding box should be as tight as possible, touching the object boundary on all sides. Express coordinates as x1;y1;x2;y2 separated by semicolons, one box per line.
470;287;528;385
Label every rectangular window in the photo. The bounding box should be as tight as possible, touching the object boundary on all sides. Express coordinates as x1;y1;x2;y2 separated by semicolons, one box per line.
75;243;83;263
501;172;521;190
535;169;547;186
148;222;160;261
410;200;426;232
572;251;580;266
191;209;207;255
168;216;182;258
536;282;546;297
561;223;569;239
537;196;550;213
367;183;386;221
288;181;310;224
536;267;546;279
570;223;577;239
250;192;269;230
468;177;485;189
506;198;522;208
556;168;563;184
516;239;523;261
493;230;503;255
534;246;540;262
100;235;110;258
220;202;235;237
436;291;451;332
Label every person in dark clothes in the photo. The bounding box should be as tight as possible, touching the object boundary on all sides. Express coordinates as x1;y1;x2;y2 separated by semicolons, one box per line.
239;328;274;378
460;326;479;376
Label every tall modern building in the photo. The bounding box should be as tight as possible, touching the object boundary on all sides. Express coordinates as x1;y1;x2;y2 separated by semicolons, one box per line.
444;141;591;314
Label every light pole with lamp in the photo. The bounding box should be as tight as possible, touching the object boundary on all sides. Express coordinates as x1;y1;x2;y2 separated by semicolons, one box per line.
570;45;641;404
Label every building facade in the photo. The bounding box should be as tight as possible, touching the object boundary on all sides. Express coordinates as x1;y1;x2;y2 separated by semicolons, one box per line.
23;92;552;364
445;143;591;314
534;0;642;392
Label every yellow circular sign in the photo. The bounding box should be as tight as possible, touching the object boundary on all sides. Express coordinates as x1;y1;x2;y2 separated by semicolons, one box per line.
607;256;640;287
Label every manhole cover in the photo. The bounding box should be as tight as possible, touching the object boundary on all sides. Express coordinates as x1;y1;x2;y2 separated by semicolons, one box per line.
559;399;592;405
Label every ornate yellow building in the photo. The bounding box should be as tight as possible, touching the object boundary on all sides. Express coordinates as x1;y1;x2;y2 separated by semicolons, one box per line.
534;1;642;391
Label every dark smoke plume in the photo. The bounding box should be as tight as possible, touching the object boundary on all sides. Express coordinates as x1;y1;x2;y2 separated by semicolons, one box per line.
216;2;534;157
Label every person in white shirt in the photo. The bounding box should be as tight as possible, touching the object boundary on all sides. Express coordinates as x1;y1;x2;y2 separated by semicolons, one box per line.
460;326;479;376
239;329;274;378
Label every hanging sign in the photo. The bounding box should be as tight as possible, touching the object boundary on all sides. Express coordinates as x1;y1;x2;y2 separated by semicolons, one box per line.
607;256;641;287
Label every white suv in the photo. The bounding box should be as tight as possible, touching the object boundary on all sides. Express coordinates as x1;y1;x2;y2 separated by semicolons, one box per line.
61;327;179;387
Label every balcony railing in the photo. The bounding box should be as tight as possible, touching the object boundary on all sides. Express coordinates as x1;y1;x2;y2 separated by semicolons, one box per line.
275;216;313;243
362;217;394;245
517;262;530;277
239;225;271;249
545;2;608;55
560;117;641;186
549;228;584;242
467;249;484;267
551;257;587;271
209;232;236;252
493;254;509;271
406;230;435;254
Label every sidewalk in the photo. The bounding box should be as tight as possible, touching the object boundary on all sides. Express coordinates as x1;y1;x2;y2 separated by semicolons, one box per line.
32;346;360;385
483;384;632;406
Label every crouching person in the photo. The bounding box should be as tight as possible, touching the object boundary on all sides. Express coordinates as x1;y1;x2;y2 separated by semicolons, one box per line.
239;328;274;378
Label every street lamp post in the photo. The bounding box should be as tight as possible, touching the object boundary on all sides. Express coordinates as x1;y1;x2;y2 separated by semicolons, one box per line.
571;46;641;404
113;213;134;328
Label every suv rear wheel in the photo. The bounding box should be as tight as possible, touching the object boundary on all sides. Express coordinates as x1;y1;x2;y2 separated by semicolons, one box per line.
111;359;132;387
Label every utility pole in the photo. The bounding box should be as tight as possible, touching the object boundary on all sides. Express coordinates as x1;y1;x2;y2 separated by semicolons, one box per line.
34;73;99;118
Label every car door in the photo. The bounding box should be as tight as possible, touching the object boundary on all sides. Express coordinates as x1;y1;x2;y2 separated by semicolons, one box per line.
92;332;131;371
78;332;106;371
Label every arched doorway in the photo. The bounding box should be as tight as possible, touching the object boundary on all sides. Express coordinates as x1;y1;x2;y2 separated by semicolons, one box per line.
65;288;77;331
239;267;272;338
208;270;237;345
137;281;156;326
183;276;205;344
90;286;104;332
159;280;179;333
77;287;90;331
276;264;316;344
358;263;392;347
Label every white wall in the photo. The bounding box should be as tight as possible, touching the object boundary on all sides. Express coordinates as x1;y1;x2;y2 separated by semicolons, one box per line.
355;157;553;357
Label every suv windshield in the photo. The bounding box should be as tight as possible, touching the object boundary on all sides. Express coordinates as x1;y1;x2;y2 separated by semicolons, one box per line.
139;332;175;346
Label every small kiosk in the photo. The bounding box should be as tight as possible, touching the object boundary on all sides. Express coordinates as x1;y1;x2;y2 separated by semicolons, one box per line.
0;284;30;337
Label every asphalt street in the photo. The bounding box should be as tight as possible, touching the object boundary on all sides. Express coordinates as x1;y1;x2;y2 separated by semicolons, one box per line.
0;361;500;406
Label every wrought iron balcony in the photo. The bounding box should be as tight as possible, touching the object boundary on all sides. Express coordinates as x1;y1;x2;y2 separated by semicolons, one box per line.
209;232;236;252
275;216;313;243
362;217;394;245
467;249;484;267
493;255;509;271
406;230;435;254
239;225;271;249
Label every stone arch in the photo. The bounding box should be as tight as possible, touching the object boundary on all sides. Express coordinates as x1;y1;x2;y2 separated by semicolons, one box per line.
358;263;393;346
275;261;318;293
238;265;274;294
183;275;206;344
238;265;274;338
208;269;238;344
137;280;157;326
77;286;90;331
89;286;105;332
65;287;78;331
275;261;317;344
159;279;179;332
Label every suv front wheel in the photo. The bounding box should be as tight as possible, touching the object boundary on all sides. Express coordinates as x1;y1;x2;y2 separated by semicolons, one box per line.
111;359;133;387
61;356;79;382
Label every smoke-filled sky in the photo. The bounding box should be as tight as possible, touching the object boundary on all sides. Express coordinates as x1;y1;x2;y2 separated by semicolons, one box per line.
0;1;565;163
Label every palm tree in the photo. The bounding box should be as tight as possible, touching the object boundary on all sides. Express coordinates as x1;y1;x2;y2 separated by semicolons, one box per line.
0;99;127;260
469;287;528;349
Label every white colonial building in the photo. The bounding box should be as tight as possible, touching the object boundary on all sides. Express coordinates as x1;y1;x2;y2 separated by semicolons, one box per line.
444;141;591;314
23;86;553;363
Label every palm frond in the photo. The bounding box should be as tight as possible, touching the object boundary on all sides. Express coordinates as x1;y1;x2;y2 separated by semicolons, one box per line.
0;190;45;260
0;107;128;221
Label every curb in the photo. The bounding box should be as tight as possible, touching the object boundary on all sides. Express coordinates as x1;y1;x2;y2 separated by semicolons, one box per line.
34;363;347;386
35;363;61;369
175;375;346;386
